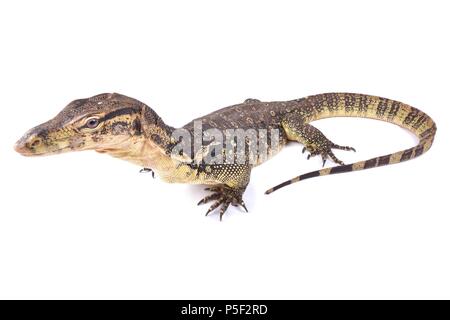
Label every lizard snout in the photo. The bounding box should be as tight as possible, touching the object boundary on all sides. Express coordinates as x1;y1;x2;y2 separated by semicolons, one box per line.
14;132;43;156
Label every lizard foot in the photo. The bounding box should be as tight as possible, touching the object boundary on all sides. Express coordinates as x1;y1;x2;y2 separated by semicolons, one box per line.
302;143;356;167
139;167;155;178
197;186;248;220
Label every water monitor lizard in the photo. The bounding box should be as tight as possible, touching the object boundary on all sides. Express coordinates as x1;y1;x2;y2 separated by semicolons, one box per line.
14;93;436;220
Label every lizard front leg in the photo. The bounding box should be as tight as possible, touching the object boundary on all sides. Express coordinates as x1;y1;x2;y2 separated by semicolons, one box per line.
197;164;251;220
282;113;356;166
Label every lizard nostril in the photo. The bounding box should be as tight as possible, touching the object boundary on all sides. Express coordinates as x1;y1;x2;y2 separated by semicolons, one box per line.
30;138;42;148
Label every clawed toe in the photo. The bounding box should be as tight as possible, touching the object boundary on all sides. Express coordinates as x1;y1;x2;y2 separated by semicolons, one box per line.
303;142;354;166
205;200;223;216
198;186;248;220
329;152;345;166
231;201;248;212
205;198;231;221
332;143;356;152
197;192;221;205
306;150;319;160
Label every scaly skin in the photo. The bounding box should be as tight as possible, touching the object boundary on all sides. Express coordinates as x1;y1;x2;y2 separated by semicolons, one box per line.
15;93;437;219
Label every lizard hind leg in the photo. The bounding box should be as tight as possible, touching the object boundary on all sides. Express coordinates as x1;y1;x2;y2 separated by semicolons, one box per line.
282;113;356;167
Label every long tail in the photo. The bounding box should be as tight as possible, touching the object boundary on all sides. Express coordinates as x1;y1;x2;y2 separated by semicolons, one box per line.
265;93;437;194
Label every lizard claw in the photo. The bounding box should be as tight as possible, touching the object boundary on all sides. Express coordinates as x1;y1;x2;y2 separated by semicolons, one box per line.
205;200;223;216
239;201;248;212
231;200;248;212
140;167;155;178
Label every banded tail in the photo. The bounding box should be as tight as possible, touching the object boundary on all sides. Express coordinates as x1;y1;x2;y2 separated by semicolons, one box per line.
265;93;437;194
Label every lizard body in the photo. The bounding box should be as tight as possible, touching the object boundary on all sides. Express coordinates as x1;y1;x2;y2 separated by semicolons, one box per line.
15;92;436;219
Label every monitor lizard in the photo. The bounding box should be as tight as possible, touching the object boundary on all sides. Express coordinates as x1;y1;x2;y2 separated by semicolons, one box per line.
14;92;436;220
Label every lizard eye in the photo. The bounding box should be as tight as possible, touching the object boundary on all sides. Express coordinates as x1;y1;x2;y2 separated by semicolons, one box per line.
86;117;100;129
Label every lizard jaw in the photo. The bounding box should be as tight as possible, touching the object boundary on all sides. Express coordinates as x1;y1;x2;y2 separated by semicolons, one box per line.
14;141;72;157
14;132;73;157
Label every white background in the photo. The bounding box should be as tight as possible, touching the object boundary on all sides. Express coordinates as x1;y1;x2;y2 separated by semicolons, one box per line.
0;0;449;299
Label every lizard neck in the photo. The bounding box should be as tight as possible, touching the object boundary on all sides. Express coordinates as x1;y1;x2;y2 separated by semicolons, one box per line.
95;105;178;171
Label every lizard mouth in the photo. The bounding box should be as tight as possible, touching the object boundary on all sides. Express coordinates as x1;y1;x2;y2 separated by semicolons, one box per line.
14;139;72;157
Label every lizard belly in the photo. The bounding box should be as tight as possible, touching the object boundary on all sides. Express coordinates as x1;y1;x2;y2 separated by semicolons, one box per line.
141;140;218;184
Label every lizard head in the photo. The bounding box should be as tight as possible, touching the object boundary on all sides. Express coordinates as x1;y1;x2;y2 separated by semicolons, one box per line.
14;93;152;157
